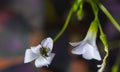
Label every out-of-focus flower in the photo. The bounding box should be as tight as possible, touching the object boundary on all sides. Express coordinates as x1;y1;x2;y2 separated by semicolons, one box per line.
70;20;101;61
24;37;55;68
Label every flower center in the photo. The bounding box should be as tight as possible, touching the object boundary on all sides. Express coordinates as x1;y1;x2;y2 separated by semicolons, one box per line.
40;47;49;57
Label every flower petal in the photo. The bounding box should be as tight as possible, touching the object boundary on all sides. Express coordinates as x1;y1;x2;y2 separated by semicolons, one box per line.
24;49;37;63
92;47;101;60
84;31;97;46
69;42;81;46
41;37;53;55
46;53;55;64
82;43;101;60
41;37;53;50
71;42;86;55
97;65;101;68
31;44;41;54
35;56;49;68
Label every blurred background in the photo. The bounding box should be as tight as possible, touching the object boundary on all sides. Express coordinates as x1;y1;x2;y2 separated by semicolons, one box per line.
0;0;120;72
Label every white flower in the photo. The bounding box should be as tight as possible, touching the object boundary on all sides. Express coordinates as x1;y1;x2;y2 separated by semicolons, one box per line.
24;37;55;68
69;22;101;61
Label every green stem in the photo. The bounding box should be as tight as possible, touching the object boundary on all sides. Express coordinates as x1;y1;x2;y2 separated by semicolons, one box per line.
97;1;120;32
53;8;73;43
98;19;109;72
98;21;104;35
88;0;98;18
98;19;108;72
53;0;84;42
98;46;109;72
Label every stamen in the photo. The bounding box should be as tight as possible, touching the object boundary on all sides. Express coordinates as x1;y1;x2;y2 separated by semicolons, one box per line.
40;47;49;57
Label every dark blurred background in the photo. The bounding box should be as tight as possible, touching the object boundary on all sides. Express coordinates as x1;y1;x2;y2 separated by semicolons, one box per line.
0;0;120;72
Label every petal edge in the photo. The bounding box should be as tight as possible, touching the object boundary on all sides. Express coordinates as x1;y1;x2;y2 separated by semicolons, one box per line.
24;49;37;63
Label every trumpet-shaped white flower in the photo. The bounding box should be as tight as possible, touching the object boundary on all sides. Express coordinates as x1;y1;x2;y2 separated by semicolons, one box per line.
70;21;101;61
24;37;55;68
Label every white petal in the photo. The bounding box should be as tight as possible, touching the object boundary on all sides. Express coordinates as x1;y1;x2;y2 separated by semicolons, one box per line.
71;42;86;55
84;31;97;46
82;43;95;60
35;56;49;68
41;37;53;56
31;44;41;54
82;43;101;60
97;65;101;68
41;37;53;50
46;53;55;64
92;47;101;60
69;42;81;46
24;49;37;63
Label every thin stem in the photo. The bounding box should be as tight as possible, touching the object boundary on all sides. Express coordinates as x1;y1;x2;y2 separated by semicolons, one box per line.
99;22;108;47
98;22;104;35
53;8;73;43
98;20;108;72
98;46;109;72
97;1;120;32
53;0;84;42
98;21;109;72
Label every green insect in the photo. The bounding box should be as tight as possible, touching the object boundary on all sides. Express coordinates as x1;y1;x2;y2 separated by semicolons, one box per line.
40;47;49;57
